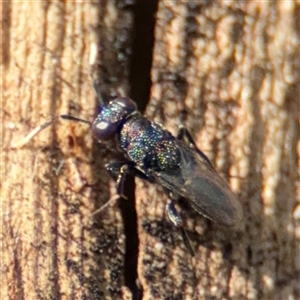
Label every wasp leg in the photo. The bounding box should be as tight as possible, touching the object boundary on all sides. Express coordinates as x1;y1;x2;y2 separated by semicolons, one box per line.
177;125;196;148
91;162;132;217
177;125;213;168
166;201;195;256
105;161;153;195
92;162;152;217
166;200;183;227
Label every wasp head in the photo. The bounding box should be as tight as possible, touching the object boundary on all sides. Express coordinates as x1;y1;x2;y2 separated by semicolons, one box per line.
92;97;137;141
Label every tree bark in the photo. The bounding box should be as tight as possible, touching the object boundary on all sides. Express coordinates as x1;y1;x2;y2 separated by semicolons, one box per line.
136;2;300;300
2;2;132;299
2;1;299;300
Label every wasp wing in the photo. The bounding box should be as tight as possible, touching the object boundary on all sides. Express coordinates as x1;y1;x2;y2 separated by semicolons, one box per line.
153;141;243;226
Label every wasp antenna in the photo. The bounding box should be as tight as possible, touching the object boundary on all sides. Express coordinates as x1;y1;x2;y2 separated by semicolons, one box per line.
89;42;105;106
59;114;91;126
91;73;105;106
11;114;91;149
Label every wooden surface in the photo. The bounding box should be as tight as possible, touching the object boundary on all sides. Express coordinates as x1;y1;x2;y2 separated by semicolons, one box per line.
2;1;299;300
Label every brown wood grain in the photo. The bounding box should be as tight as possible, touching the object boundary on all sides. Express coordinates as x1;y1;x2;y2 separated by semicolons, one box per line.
2;2;132;299
136;2;300;300
2;1;299;300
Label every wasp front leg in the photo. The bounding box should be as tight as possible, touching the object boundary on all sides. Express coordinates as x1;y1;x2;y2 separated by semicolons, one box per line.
92;161;150;216
105;161;152;196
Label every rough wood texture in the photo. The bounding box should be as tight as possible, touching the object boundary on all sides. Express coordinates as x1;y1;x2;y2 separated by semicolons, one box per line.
2;1;299;300
2;2;133;299
136;2;299;300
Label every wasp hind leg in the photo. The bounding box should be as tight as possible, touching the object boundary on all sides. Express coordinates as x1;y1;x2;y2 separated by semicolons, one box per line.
166;200;195;256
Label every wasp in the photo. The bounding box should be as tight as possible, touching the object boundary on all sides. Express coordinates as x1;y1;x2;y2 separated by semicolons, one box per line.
16;87;243;255
14;43;242;254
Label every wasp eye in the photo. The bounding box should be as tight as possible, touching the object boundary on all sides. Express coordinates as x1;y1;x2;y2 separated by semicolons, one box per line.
114;97;137;114
92;119;118;141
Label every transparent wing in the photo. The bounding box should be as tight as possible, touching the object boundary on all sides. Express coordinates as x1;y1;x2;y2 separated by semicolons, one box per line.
153;142;243;226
